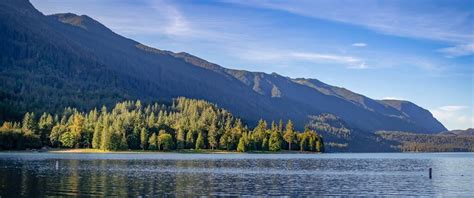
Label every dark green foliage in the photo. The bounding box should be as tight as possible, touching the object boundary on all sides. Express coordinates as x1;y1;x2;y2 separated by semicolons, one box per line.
306;113;388;152
0;125;40;150
376;131;474;152
38;113;53;145
0;98;324;152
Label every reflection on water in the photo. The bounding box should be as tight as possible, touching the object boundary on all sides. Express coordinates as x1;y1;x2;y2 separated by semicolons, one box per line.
0;153;473;196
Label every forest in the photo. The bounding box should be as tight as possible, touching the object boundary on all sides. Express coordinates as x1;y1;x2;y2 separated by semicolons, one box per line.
0;97;324;152
376;131;474;152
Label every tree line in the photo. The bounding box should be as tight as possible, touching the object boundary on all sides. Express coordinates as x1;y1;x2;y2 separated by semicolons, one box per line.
0;98;324;152
376;131;474;152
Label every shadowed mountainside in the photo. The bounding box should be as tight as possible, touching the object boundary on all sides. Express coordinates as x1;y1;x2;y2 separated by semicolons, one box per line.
0;0;446;140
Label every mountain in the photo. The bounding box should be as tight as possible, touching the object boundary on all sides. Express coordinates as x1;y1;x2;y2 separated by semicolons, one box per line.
0;0;446;144
439;128;474;136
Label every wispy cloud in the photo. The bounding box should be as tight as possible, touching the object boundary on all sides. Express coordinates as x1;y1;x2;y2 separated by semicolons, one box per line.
234;48;369;69
227;0;473;57
431;105;473;130
290;52;367;69
437;43;474;57
150;0;191;37
352;43;367;47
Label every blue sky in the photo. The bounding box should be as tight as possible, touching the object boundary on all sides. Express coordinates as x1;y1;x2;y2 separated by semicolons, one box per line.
31;0;473;130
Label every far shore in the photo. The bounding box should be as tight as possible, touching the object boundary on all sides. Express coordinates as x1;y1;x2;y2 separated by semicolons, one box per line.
0;148;318;154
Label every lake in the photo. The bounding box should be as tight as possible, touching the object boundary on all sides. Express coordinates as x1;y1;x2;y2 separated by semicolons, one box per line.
0;152;472;196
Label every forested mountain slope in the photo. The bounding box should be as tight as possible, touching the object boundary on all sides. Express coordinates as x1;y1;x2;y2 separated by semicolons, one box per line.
0;0;446;139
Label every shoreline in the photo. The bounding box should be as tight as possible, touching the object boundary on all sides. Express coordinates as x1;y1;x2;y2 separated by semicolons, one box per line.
0;148;316;154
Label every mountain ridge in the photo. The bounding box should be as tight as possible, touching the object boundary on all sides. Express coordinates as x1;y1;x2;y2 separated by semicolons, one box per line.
0;0;446;139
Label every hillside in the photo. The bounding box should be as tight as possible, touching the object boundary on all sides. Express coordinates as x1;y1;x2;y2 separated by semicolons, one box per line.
439;128;474;136
376;131;474;152
0;0;447;151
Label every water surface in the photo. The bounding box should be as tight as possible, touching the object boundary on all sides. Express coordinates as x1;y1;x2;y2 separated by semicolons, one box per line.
0;152;472;196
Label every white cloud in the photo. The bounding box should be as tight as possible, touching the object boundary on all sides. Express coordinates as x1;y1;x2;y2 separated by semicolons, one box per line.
437;43;474;57
352;43;367;47
431;105;473;130
235;49;369;69
382;97;406;101
290;52;368;69
438;105;468;112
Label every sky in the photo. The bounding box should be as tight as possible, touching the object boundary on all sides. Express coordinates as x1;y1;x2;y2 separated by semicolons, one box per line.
31;0;473;130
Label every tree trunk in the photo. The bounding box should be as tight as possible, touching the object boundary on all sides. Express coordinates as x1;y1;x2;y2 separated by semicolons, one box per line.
289;142;291;151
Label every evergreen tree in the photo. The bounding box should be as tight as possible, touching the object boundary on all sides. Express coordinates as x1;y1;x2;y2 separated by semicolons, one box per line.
269;129;282;151
101;125;111;150
283;120;296;151
261;137;268;151
185;130;195;149
38;113;53;146
253;119;267;150
219;132;229;150
148;133;158;150
195;131;205;149
207;120;218;150
92;122;102;149
237;136;246;152
22;112;37;135
140;128;148;150
299;133;308;151
60;131;74;148
176;127;185;149
50;124;66;147
1;99;324;153
69;113;85;148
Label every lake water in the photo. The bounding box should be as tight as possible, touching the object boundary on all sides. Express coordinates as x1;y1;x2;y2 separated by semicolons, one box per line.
0;152;472;196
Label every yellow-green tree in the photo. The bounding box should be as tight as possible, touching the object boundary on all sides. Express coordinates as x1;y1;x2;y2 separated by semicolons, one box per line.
283;120;296;151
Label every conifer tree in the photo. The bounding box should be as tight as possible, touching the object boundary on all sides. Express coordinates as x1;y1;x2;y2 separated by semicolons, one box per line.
195;131;205;149
207;120;218;150
185;130;195;149
92;122;102;149
140;128;148;150
69;113;84;148
22;112;37;135
176;127;185;149
237;136;246;152
148;133;158;150
283;120;296;151
38;113;53;146
1;99;325;153
269;129;282;151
